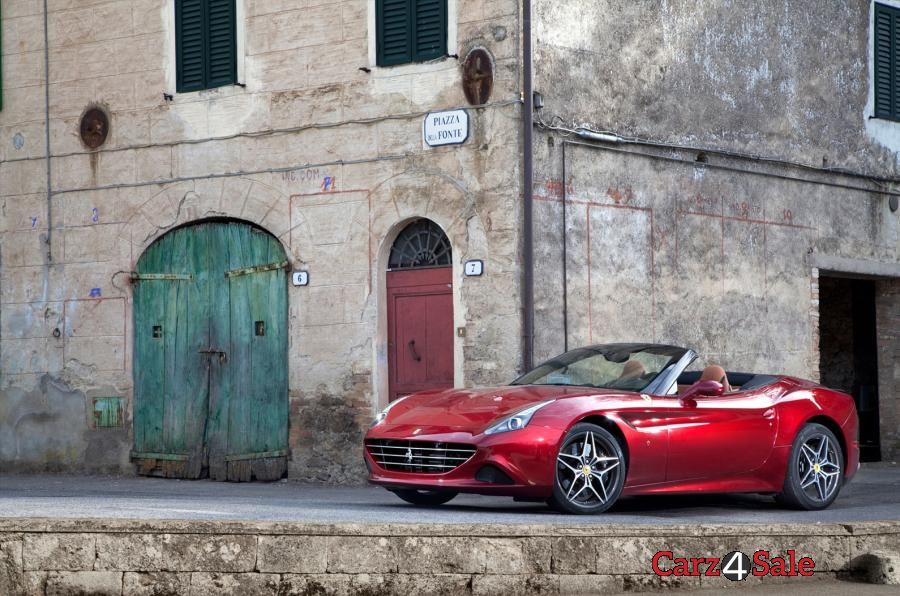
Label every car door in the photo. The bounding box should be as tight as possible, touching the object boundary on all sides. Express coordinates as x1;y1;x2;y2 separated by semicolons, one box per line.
663;388;779;482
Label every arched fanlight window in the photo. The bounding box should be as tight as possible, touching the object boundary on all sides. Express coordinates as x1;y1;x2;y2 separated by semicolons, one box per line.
388;219;452;269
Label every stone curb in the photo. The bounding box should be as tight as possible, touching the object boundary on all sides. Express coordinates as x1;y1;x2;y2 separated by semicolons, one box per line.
0;517;877;536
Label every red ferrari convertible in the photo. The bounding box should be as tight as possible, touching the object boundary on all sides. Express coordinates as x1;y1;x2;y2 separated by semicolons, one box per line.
364;344;859;514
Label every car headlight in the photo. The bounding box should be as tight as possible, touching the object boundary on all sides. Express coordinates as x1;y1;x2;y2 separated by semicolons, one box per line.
484;400;554;435
371;396;411;428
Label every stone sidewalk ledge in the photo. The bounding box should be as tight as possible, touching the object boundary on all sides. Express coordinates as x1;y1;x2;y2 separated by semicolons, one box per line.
17;570;843;596
2;532;855;574
1;519;899;595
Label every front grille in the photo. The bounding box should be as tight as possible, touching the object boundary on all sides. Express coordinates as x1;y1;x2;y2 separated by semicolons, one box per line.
365;440;476;474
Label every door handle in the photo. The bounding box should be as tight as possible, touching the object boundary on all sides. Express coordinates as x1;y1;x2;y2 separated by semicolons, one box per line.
408;340;422;362
763;408;776;420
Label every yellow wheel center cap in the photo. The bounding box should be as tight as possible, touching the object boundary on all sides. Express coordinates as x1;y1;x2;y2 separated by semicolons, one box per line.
813;463;821;473
582;465;591;477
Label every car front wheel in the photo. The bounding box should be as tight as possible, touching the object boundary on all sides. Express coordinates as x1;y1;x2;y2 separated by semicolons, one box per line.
389;489;458;506
549;422;626;514
778;423;844;510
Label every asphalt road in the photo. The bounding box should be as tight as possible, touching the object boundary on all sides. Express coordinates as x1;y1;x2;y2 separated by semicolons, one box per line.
1;464;899;524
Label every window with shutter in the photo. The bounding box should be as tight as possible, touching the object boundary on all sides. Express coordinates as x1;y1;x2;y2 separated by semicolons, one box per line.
176;0;237;93
376;0;447;67
875;3;900;121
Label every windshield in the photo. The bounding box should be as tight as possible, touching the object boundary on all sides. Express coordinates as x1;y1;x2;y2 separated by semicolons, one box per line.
511;344;689;392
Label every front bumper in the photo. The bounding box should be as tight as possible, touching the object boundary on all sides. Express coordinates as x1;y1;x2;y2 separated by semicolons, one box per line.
844;440;860;485
364;424;564;498
840;411;861;485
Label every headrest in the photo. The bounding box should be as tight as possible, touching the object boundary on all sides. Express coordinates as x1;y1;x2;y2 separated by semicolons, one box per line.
700;365;731;391
620;360;646;380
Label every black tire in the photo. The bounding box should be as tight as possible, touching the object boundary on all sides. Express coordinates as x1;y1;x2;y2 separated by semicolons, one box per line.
390;489;458;506
778;423;844;510
548;423;626;514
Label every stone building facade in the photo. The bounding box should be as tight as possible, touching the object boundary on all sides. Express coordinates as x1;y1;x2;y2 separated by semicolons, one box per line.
1;0;899;479
531;0;900;460
0;0;523;481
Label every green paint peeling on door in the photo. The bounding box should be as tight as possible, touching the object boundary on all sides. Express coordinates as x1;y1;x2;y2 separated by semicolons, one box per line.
132;221;289;481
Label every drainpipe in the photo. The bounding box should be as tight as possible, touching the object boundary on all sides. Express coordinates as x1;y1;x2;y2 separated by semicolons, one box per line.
561;141;568;353
522;0;535;371
43;0;53;262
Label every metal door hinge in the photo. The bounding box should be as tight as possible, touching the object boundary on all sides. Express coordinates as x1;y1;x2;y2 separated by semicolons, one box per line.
224;260;289;278
130;272;193;281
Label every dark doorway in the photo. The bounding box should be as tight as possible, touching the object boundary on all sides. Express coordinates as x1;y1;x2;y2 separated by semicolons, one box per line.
819;276;880;461
387;220;455;402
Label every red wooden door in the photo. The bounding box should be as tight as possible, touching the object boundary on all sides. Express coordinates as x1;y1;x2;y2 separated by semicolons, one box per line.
387;267;454;401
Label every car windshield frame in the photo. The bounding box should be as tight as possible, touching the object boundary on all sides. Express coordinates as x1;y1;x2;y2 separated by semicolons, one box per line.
511;343;694;394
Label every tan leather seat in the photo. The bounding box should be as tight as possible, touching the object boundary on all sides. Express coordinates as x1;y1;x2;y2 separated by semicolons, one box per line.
700;364;732;392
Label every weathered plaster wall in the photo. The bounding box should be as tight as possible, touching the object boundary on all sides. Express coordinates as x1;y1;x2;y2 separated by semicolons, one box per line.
532;1;900;457
534;0;899;173
0;0;523;480
532;144;887;374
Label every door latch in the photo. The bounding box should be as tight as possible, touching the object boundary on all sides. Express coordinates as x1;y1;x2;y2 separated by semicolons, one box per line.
198;348;227;363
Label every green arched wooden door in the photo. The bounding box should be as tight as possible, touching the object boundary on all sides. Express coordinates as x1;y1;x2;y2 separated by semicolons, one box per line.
132;221;289;481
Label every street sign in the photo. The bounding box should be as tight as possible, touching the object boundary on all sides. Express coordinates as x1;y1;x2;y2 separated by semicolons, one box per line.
423;109;469;147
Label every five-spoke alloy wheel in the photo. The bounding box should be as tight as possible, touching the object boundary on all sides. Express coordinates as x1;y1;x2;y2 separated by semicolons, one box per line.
779;423;844;510
549;423;626;514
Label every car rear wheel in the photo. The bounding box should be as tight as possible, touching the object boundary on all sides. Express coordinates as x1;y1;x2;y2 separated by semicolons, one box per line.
778;423;843;510
549;423;626;514
390;489;458;506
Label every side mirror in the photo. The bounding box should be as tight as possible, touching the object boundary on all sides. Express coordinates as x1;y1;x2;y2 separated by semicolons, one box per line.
680;380;724;402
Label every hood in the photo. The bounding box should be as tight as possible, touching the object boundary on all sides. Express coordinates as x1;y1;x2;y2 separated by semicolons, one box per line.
381;385;631;434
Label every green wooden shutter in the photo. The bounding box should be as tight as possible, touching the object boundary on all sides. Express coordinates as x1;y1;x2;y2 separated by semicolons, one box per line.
414;0;446;61
875;3;900;121
377;0;446;66
176;0;236;93
177;0;207;92
207;0;237;88
377;0;413;66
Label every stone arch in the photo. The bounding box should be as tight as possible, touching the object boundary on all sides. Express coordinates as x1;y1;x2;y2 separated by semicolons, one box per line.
370;171;491;410
115;176;293;423
121;177;292;268
388;218;453;269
